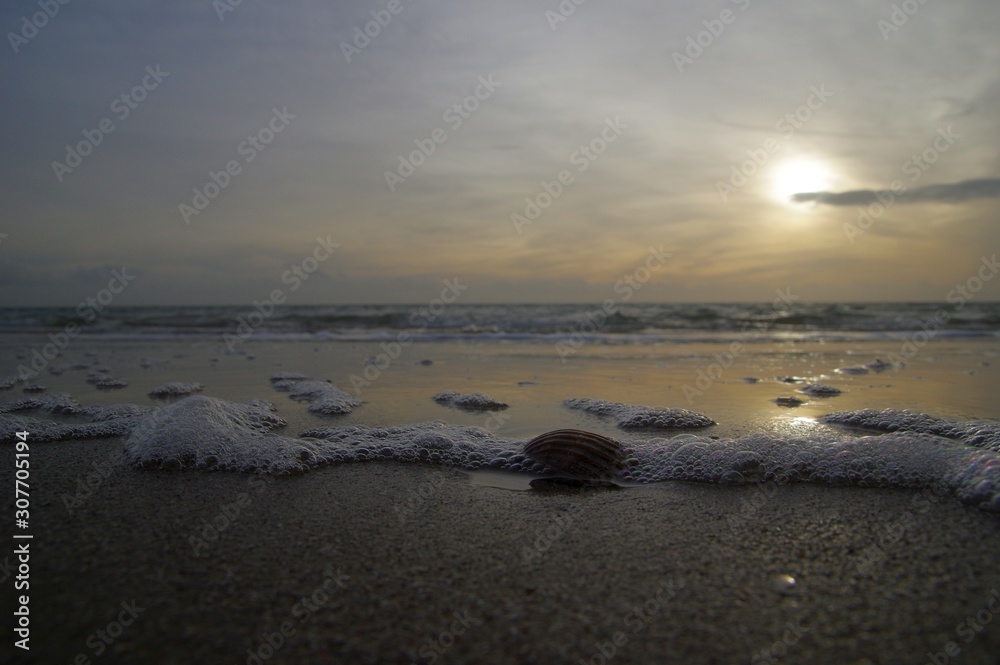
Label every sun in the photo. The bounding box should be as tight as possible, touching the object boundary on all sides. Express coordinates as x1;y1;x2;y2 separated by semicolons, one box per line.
771;158;834;206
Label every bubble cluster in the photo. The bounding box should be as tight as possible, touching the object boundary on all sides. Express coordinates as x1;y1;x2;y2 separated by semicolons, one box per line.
0;391;155;423
0;413;139;443
6;390;1000;512
563;397;714;430
432;391;508;411
0;391;80;414
0;375;21;390
86;371;128;390
148;381;204;398
822;408;1000;453
798;383;842;397
270;374;361;415
0;390;152;443
124;395;329;474
269;372;312;383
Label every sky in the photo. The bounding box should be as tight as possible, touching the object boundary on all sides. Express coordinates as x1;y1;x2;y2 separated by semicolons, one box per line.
1;0;999;306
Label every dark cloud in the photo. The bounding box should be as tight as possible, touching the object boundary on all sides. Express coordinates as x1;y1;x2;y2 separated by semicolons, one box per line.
792;178;1000;206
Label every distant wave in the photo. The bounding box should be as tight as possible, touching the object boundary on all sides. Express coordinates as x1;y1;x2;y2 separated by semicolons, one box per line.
0;303;997;342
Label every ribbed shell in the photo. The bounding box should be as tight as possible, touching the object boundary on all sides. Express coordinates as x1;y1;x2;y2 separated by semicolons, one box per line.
523;429;626;479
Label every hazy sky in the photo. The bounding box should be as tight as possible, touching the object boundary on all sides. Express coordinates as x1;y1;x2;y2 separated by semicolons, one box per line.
2;0;999;306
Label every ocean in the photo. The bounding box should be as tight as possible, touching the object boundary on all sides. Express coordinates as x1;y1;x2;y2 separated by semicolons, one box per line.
1;301;998;342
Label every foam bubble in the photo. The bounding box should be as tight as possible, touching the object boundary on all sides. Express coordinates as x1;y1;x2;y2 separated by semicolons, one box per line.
799;383;842;397
87;372;128;389
563;397;714;430
269;372;312;383
0;375;22;390
0;391;158;443
822;408;1000;453
432;391;508;411
0;391;79;414
299;421;1000;510
148;382;204;398
271;376;361;415
124;395;330;474
1;413;138;443
8;391;1000;512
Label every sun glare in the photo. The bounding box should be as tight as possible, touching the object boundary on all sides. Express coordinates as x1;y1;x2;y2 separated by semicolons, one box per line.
771;158;834;206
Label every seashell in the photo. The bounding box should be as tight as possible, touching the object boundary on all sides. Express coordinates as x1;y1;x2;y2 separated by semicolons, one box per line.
523;429;627;479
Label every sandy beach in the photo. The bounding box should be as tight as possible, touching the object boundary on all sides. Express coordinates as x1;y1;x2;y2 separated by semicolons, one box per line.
5;0;1000;659
2;331;1000;664
4;439;1000;665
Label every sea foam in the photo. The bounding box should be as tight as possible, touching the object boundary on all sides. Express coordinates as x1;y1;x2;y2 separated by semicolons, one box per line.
270;374;361;415
5;391;1000;512
433;391;508;411
124;395;331;473
563;397;714;430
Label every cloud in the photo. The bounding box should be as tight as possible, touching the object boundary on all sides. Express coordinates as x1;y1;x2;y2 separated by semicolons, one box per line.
791;178;1000;206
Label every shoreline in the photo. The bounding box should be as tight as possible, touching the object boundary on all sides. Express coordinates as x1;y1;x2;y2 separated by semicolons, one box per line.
4;440;1000;664
1;336;997;441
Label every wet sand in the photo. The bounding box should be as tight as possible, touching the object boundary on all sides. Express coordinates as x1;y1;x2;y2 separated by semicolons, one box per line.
4;440;1000;665
3;336;1000;663
2;335;998;439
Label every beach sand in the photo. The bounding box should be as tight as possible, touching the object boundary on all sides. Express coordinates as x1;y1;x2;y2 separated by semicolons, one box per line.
3;336;1000;664
4;441;1000;665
